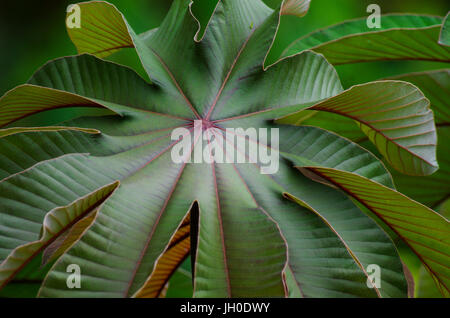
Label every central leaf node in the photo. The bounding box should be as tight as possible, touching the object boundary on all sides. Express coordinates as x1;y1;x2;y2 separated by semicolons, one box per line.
200;119;214;130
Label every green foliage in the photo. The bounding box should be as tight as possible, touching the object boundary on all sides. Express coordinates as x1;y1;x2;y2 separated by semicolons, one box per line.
0;0;448;298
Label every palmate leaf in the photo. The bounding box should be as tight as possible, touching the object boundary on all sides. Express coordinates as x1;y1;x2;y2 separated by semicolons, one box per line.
0;0;444;298
1;0;339;298
282;14;450;64
278;81;438;176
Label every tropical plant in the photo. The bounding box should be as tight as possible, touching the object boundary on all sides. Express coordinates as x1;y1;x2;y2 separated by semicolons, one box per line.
0;0;448;298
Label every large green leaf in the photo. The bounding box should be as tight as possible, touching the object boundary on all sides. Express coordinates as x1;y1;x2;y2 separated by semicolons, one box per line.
0;0;433;298
278;81;438;176
283;71;450;296
67;0;208;119
0;181;119;289
66;2;133;58
210;121;407;297
297;167;450;295
282;14;450;64
384;70;450;208
0;84;120;128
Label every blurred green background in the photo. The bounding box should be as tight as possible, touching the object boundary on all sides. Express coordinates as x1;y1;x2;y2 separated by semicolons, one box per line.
0;0;448;298
0;0;448;96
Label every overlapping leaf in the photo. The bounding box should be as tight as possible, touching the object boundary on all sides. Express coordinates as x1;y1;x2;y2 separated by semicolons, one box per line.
415;207;450;298
41;208;99;266
297;167;450;295
0;0;443;298
0;84;120;128
295;69;449;211
278;81;438;176
0;181;119;289
280;70;450;297
282;14;450;64
212;121;407;297
133;212;191;298
384;70;450;208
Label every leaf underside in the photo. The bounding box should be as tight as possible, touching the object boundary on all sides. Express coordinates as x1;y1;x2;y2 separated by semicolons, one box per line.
0;0;447;298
